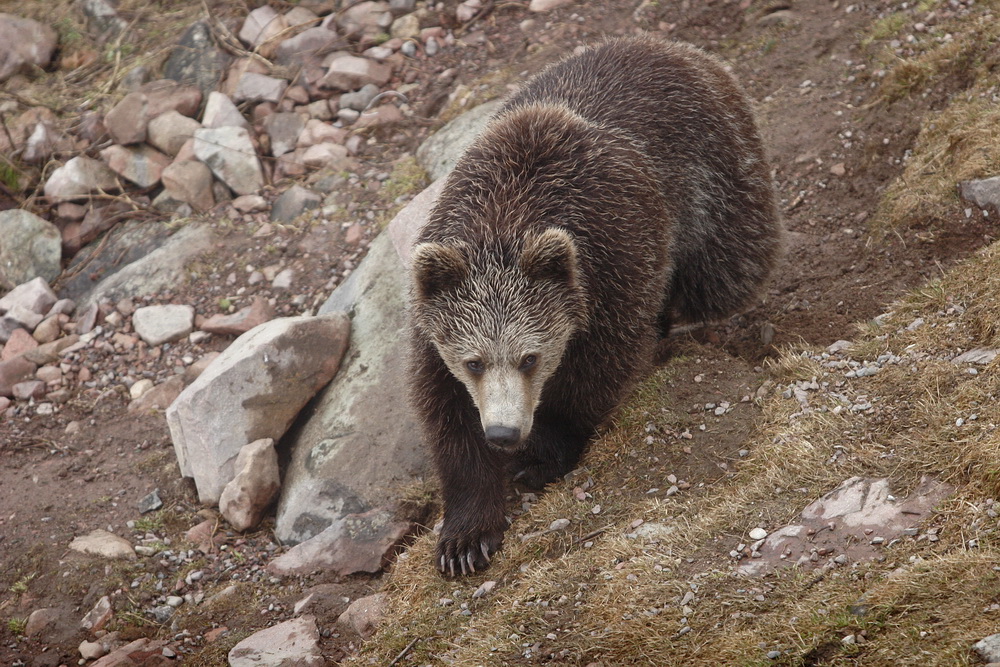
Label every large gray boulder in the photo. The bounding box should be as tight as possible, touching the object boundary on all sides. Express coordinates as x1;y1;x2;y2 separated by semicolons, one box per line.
416;99;502;181
68;222;215;308
0;210;62;289
274;179;445;545
167;313;351;505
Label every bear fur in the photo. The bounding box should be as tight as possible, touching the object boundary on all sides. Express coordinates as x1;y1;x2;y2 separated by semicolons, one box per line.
409;36;782;576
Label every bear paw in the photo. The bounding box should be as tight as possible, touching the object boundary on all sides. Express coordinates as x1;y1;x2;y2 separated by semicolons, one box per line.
512;460;565;490
436;525;504;577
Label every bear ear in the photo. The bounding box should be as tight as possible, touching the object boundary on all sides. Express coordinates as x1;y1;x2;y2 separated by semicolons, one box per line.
412;242;469;301
519;227;578;286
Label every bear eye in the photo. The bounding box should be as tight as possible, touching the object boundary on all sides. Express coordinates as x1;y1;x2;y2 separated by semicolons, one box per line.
466;359;485;374
519;354;538;371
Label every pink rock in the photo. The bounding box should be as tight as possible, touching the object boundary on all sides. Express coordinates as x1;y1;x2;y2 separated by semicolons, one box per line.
22;335;77;367
127;375;185;414
301;142;350;169
162;160;215;213
275;150;308;179
22;121;71;163
3;304;44;331
274;27;341;67
80;595;112;632
285;7;319;29
24;607;62;637
103;92;149;145
320;54;392;91
0;276;57;315
141;79;202;118
345;223;364;246
1;328;38;361
147;110;202;156
238;5;289;54
62;223;84;257
337;593;388;638
36;365;62;384
91;638;166;667
529;0;575;10
297;118;346;148
0;15;58;82
12;379;46;400
200;297;274;335
222;58;271;99
234;72;289;104
100;144;172;188
334;1;391;40
0;356;37;397
354;104;404;129
201;92;249;130
219;438;280;532
185;518;225;552
32;316;63;344
56;202;89;222
44;157;119;203
174;138;197;162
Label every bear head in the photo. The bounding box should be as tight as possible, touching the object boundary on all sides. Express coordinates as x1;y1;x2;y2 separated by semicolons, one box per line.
411;227;588;451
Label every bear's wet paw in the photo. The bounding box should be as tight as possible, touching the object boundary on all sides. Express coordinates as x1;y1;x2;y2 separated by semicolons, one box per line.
436;525;504;577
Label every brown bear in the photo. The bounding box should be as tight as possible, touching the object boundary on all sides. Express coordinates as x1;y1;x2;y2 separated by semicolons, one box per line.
409;36;782;576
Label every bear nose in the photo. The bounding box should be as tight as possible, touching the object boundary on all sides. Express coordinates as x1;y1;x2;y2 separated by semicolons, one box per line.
484;425;521;447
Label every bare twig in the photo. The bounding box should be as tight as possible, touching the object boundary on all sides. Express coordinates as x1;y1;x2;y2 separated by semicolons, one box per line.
572;525;612;545
388;637;420;667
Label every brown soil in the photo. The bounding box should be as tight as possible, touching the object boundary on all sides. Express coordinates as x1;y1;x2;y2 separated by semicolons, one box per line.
2;0;997;664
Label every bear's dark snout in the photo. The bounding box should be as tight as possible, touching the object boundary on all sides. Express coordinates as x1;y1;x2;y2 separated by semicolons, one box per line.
484;425;522;448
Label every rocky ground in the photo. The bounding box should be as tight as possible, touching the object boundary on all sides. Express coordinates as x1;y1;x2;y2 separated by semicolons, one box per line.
2;0;1000;665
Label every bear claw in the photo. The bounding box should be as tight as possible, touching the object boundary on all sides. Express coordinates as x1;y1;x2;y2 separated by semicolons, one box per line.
436;531;502;576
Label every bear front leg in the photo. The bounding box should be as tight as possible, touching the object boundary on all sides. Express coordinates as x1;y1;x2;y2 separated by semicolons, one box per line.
435;437;509;576
512;414;591;490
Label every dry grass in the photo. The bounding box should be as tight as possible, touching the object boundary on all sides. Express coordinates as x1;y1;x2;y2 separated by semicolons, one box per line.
863;3;1000;234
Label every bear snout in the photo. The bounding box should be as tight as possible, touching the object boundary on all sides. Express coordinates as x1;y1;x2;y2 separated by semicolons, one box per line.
484;425;523;448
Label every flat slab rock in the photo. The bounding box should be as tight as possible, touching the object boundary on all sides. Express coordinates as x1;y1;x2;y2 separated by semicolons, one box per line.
268;507;413;576
228;616;323;667
133;304;195;346
167;313;350;505
69;529;136;560
738;476;954;576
